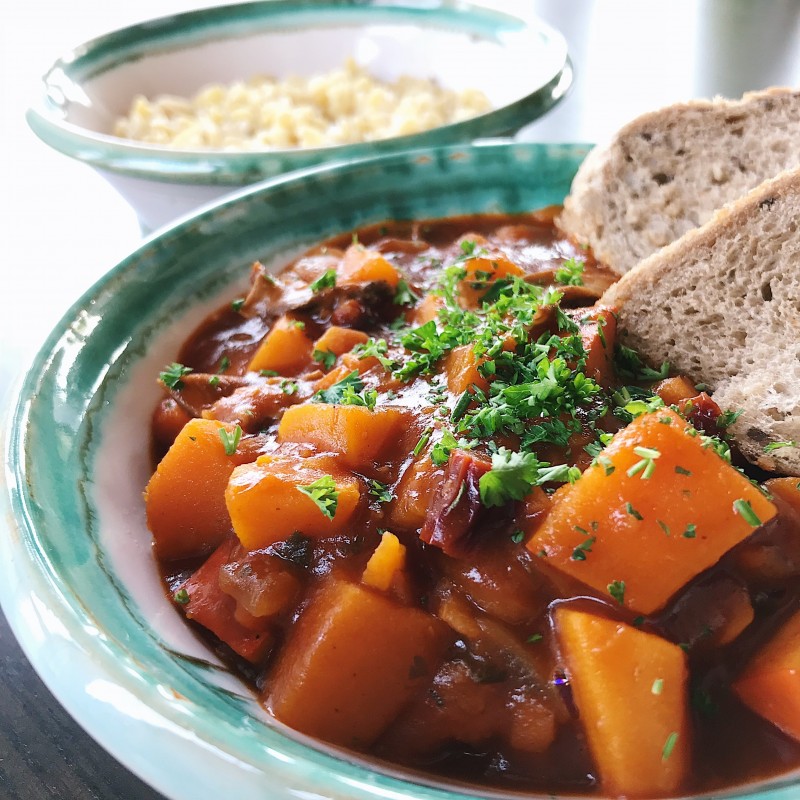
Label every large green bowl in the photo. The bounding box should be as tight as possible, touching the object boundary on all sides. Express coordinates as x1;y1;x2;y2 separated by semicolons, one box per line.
5;142;799;800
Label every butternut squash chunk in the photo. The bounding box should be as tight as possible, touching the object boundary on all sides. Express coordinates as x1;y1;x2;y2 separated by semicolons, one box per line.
145;418;240;561
733;609;800;741
339;243;400;288
362;532;406;592
225;454;360;549
578;306;617;389
654;376;698;406
409;293;444;325
313;326;369;357
248;315;313;375
278;402;408;468
530;408;777;614
443;343;489;395
267;578;451;748
555;606;690;797
456;233;524;306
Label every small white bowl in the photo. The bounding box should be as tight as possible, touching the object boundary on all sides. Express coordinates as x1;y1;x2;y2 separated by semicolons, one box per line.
26;0;571;231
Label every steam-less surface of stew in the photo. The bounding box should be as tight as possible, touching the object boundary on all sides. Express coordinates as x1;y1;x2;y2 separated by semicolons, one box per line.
146;209;800;798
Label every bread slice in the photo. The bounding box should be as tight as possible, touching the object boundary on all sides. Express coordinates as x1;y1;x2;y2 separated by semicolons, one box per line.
601;167;800;475
559;87;800;275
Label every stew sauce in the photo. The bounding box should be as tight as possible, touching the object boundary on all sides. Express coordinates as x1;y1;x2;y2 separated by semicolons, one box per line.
147;209;800;797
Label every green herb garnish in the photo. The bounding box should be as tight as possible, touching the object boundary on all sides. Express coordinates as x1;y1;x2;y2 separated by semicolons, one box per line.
297;475;339;520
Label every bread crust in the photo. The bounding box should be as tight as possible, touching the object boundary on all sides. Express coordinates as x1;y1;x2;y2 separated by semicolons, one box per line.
602;167;800;475
560;87;800;275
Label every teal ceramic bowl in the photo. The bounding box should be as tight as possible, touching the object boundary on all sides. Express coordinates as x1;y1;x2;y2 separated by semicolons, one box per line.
26;0;571;231
6;142;800;800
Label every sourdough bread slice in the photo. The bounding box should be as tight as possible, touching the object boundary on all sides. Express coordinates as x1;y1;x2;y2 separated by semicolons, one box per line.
601;167;800;475
559;87;800;275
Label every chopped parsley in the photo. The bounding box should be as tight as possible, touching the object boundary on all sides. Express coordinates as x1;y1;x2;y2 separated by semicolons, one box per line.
682;523;697;539
511;529;526;544
297;475;339;519
231;297;245;312
159;362;193;390
312;348;337;370
651;678;664;695
607;579;625;604
674;465;692;476
625;502;643;521
173;588;190;605
614;344;670;381
218;425;242;456
717;409;743;428
662;732;679;761
554;256;585;286
526;633;543;643
627;445;661;479
733;499;762;527
571;535;596;561
394;279;421;306
314;370;376;408
764;440;797;452
368;479;393;504
479;448;542;508
310;268;337;293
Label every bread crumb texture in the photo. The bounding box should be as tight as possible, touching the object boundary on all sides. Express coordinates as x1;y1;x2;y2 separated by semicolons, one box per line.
560;88;800;274
602;167;800;475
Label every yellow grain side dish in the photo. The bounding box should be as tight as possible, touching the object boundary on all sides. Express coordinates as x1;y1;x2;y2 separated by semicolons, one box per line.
113;58;492;150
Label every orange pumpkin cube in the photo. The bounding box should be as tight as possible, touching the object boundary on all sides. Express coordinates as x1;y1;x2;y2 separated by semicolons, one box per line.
267;578;451;749
443;343;489;395
555;606;690;797
733;609;800;741
225;454;360;549
145;418;240;561
529;409;777;614
248;315;313;375
313;326;369;358
278;402;408;468
339;244;400;288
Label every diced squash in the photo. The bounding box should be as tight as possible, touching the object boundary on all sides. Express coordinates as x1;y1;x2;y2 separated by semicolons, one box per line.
248;315;313;375
443;344;489;395
577;306;617;389
278;402;409;468
409;293;444;325
267;578;451;748
362;532;406;591
145;418;240;561
529;409;777;614
555;606;690;797
459;255;524;307
765;476;800;512
654;376;698;406
733;609;800;741
178;538;273;663
339;243;400;288
313;326;369;357
225;454;361;549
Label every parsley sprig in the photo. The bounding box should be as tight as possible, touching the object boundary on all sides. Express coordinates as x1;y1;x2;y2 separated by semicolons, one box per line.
297;475;339;519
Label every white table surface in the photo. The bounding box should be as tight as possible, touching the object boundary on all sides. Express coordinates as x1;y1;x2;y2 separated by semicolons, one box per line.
1;1;799;798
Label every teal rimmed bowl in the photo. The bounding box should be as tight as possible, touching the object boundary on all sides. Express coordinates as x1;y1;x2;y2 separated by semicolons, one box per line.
26;0;571;231
6;141;800;800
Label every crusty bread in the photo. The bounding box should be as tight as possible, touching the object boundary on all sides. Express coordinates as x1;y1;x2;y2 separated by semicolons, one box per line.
559;87;800;275
601;167;800;475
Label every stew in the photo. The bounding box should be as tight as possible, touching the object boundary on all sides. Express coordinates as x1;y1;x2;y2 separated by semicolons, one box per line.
146;208;800;797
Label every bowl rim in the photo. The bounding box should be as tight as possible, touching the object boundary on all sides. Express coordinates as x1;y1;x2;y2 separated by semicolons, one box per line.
8;139;800;800
25;0;571;185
